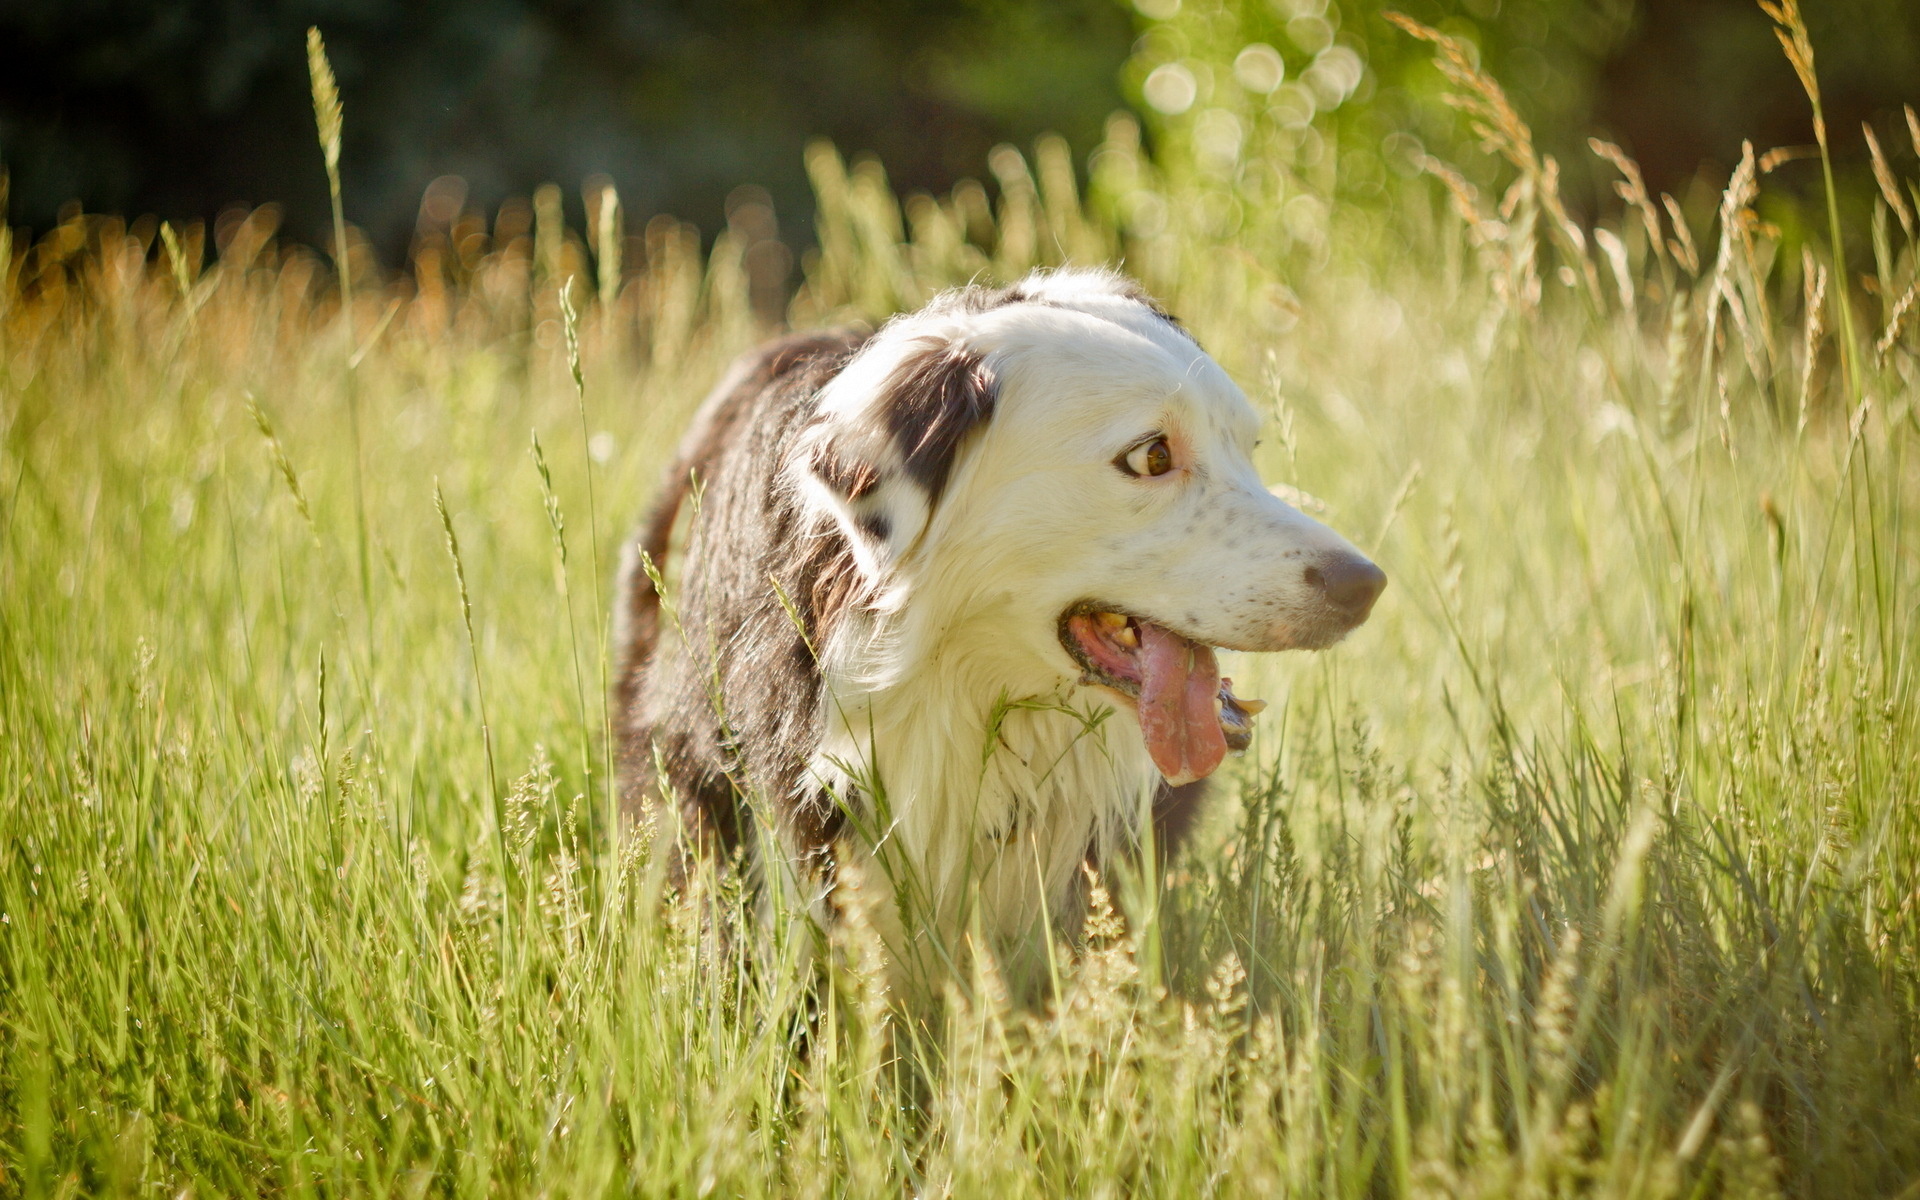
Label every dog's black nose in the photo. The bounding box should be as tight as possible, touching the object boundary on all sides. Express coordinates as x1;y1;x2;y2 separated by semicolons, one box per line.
1305;553;1387;616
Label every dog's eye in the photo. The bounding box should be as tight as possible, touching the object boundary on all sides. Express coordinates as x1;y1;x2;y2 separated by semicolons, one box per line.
1119;436;1175;478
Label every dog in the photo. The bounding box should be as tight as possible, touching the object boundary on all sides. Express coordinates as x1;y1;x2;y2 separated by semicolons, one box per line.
612;268;1383;977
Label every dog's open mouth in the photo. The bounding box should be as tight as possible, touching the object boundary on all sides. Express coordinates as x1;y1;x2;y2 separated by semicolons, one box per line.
1059;604;1268;786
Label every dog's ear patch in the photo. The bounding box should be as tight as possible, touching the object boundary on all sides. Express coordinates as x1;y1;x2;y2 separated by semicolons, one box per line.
880;343;995;501
790;328;996;582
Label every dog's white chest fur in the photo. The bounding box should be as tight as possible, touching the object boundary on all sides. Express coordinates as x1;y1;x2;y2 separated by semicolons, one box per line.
808;661;1158;951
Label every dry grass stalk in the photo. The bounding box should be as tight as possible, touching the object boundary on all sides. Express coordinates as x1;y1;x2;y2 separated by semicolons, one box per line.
1757;144;1816;174
1863;122;1914;239
435;478;502;819
1589;138;1667;268
1416;155;1540;315
306;27;350;315
246;397;318;541
1658;298;1692;432
1758;1;1822;142
1800;246;1827;427
1387;14;1536;177
1387;12;1598;301
1704;142;1761;374
1419;155;1488;234
1876;275;1919;362
1714;147;1759;250
1761;0;1861;396
1593;226;1635;311
1503;176;1546;310
1428;154;1528;312
1907;104;1920;159
1663;194;1701;276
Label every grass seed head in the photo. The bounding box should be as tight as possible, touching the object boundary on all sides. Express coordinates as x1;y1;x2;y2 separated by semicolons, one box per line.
305;27;342;173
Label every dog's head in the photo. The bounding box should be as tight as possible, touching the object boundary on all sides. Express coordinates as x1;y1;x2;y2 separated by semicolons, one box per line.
791;269;1384;783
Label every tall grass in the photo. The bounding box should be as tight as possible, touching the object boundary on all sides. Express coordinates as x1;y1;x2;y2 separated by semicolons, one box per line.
2;5;1918;1195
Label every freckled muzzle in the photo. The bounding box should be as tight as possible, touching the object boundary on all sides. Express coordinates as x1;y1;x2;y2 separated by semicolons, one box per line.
1055;547;1382;783
1307;551;1387;619
1281;549;1387;648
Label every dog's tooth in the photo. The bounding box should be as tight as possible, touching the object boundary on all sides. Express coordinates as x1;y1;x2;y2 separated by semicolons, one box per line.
1114;625;1138;648
1237;697;1268;715
1096;611;1128;629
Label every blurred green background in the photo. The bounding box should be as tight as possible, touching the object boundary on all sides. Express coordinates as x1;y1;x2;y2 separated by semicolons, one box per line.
1;0;1916;258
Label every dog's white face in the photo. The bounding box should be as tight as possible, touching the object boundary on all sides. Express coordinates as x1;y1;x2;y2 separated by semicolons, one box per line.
795;270;1384;784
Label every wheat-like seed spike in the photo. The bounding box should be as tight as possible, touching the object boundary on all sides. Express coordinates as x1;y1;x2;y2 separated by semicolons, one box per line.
159;222;193;301
306;26;353;320
560;279;585;399
1722;143;1760;223
1799;247;1826;429
1876;275;1920;361
246;396;317;538
305;28;342;173
529;430;567;567
1703;142;1759;359
594;184;621;310
434;478;501;817
1906;104;1920;159
433;482;472;630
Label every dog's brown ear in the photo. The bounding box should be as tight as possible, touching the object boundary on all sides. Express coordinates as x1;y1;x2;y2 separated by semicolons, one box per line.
799;337;996;577
878;342;995;504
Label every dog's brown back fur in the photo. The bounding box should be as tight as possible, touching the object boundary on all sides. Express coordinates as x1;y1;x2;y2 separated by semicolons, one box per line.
613;330;869;868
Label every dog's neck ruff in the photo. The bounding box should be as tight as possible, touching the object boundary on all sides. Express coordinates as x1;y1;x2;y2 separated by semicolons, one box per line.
805;587;1157;952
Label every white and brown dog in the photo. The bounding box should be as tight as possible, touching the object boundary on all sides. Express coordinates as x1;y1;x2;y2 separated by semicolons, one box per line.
613;268;1383;972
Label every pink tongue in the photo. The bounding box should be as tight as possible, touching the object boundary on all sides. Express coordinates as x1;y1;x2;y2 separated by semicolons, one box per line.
1136;623;1227;785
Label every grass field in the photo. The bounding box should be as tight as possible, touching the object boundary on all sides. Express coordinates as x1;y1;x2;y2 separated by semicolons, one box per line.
4;8;1919;1197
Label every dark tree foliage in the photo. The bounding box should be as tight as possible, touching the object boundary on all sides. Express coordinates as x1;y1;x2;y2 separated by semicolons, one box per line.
0;0;1915;256
0;0;1134;254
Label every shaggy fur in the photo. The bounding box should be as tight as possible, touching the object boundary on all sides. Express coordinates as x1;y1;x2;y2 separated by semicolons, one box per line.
613;269;1382;977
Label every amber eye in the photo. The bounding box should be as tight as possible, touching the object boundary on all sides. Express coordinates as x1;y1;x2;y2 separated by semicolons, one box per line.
1119;436;1175;478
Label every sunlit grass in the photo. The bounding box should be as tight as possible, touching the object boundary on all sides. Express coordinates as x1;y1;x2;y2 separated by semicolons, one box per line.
3;8;1919;1196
